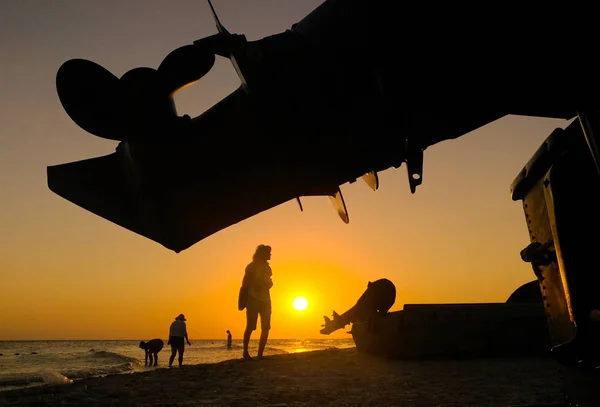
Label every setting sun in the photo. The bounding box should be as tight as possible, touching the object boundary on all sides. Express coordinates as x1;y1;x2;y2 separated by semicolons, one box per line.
292;296;309;311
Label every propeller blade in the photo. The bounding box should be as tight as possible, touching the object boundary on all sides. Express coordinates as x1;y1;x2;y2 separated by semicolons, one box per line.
328;188;349;224
361;171;379;191
118;67;179;137
157;45;216;94
56;59;125;141
296;197;303;212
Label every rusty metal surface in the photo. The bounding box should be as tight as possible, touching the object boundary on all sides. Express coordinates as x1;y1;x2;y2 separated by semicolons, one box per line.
521;180;575;346
514;119;600;406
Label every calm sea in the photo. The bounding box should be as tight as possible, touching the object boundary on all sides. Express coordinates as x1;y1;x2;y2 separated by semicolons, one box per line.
0;338;355;392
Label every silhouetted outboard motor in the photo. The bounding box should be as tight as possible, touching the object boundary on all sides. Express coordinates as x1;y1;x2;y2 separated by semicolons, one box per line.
49;0;600;255
50;0;386;253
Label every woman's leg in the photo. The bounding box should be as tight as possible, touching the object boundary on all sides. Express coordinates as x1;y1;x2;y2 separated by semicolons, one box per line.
177;347;184;366
169;345;177;367
257;301;271;359
244;306;259;359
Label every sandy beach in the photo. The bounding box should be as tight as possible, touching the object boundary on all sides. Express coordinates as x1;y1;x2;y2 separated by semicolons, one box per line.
0;347;565;407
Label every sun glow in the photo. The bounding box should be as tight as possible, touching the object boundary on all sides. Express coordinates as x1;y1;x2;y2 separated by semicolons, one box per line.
292;296;309;311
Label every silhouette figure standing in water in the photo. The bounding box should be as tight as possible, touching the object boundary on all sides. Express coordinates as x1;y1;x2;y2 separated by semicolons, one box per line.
139;338;164;366
240;244;273;360
226;330;232;349
168;314;191;367
320;278;396;334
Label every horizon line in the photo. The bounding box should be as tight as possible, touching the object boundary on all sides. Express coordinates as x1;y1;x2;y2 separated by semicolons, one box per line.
0;338;353;342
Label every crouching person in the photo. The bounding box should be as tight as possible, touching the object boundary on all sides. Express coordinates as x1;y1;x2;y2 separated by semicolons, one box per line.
139;338;164;366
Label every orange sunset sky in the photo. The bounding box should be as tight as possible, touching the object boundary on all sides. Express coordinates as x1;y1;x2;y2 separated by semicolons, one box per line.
0;1;573;340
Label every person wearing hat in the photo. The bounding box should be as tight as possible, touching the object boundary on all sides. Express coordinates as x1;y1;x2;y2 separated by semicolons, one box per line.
168;313;191;367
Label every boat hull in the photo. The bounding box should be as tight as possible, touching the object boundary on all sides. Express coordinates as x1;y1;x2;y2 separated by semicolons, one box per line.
351;303;550;359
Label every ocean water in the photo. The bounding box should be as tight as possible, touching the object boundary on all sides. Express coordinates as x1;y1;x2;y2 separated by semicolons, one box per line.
0;338;355;392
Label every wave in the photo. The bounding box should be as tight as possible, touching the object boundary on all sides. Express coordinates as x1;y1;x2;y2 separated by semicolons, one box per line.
178;342;235;350
0;350;140;392
263;347;290;355
0;376;44;388
89;350;138;364
62;350;141;379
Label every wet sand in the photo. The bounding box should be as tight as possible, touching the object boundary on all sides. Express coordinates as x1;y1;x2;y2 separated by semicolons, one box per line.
0;347;565;406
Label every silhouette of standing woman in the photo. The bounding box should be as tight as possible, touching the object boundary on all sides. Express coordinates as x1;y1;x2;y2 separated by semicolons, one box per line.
240;244;273;360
